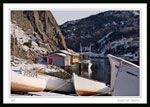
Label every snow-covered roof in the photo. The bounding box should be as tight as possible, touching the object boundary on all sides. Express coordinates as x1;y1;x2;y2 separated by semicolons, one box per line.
49;53;66;57
49;50;79;56
61;50;80;56
56;53;66;57
60;50;74;55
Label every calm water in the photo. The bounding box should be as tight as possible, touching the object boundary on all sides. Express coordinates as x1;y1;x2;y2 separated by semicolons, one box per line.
90;58;111;84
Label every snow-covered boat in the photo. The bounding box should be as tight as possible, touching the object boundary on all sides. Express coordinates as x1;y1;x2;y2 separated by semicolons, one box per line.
73;73;111;96
11;69;75;93
107;54;139;96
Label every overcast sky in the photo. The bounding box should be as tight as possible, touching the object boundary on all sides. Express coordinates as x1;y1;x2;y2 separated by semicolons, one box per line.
51;11;107;25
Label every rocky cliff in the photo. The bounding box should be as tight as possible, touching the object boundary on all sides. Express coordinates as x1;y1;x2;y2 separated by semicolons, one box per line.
11;11;67;62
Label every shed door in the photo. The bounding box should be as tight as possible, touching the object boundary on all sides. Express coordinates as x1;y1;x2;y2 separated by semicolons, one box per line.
49;58;53;65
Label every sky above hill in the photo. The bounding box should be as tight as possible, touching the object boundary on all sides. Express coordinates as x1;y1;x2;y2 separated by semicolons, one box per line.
51;11;107;25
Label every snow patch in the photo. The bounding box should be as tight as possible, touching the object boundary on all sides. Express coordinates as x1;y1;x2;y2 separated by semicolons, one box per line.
133;11;139;16
30;34;37;41
97;31;113;44
11;57;65;74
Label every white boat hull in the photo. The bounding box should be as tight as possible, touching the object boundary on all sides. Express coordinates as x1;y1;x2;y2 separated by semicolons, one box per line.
107;54;139;96
39;74;75;93
11;69;75;93
73;73;111;96
11;70;46;92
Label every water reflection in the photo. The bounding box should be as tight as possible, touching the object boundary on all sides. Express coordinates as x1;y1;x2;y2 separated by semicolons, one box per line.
91;58;110;84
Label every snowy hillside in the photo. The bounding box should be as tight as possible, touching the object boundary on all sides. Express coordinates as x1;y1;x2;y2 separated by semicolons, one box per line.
60;10;139;61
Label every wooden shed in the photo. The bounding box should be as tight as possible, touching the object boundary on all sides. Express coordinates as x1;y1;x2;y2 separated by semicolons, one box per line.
46;53;71;67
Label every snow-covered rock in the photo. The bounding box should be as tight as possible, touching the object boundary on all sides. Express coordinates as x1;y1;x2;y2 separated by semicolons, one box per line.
11;23;48;57
30;34;37;41
32;41;38;47
22;45;29;51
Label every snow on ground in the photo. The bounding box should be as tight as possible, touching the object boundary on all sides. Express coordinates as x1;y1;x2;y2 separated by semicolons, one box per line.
11;56;65;73
11;23;48;55
11;24;30;45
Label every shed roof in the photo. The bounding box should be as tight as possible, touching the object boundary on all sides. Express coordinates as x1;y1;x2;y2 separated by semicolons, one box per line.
48;53;66;57
49;50;79;56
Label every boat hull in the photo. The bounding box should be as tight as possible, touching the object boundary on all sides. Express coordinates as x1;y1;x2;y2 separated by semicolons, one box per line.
107;54;139;96
39;74;75;93
11;81;45;92
11;70;46;92
11;69;75;93
75;89;102;96
73;73;111;96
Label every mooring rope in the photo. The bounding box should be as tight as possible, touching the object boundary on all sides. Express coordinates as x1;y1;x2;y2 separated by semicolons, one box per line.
47;78;73;93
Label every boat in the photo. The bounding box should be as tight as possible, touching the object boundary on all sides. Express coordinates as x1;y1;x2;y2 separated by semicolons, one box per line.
11;69;75;93
38;73;75;93
107;54;139;96
73;73;111;96
11;69;46;92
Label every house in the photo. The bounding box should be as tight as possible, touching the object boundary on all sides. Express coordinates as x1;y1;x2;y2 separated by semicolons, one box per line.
45;50;80;66
45;53;71;66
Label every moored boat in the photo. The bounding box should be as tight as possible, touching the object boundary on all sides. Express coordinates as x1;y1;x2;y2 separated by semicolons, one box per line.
39;73;75;93
73;73;111;96
11;70;46;92
11;69;75;93
107;54;139;96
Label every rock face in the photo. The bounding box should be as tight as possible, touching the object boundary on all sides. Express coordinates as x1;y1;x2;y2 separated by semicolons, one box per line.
60;11;139;57
11;11;67;62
